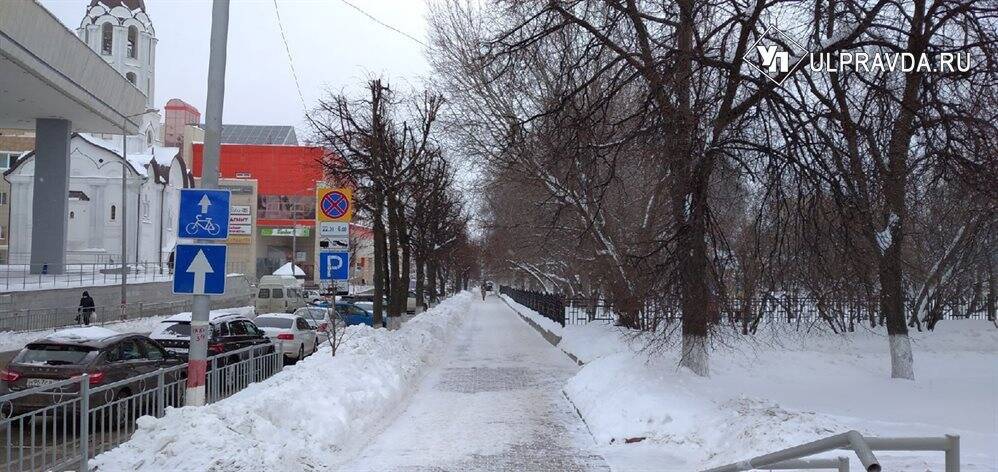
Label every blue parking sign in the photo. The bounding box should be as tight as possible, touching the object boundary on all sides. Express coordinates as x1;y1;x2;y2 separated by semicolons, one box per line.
173;244;227;295
319;252;349;281
178;189;230;239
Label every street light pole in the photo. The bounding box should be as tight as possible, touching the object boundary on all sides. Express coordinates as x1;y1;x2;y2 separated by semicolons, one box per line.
120;128;127;321
186;0;229;407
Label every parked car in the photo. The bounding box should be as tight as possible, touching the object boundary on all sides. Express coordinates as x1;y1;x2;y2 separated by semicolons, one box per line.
255;275;308;313
303;289;324;304
343;291;418;313
335;302;386;328
253;314;318;362
484;281;494;291
149;312;272;364
293;306;335;334
0;327;183;417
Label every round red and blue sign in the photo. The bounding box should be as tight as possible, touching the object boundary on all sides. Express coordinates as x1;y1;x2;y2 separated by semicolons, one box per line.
320;190;350;220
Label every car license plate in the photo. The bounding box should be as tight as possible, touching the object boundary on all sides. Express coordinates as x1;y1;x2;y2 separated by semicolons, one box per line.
25;378;55;388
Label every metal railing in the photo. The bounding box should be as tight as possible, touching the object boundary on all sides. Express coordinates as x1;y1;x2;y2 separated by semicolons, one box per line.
0;261;249;292
702;430;960;472
0;342;283;472
0;294;251;334
558;295;994;329
499;286;566;326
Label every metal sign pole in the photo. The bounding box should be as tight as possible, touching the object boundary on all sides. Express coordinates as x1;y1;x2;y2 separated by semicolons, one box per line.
185;0;229;407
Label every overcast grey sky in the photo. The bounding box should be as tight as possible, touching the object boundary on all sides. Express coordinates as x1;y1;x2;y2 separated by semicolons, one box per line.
40;0;431;135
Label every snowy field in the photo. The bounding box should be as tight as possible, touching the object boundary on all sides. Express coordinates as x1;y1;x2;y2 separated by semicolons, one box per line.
505;296;998;471
0;306;255;353
92;292;472;471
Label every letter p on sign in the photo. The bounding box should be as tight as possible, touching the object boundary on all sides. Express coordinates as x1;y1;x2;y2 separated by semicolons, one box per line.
320;252;349;281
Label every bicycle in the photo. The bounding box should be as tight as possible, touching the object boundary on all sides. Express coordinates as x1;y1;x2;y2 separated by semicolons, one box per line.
185;215;221;236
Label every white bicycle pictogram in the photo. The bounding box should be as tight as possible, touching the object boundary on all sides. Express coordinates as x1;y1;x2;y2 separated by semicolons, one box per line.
186;214;221;236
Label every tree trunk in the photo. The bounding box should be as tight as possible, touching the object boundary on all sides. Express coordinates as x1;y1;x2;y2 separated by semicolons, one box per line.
427;260;438;305
397;202;411;316
372;202;386;327
386;196;402;319
415;249;426;311
880;0;924;380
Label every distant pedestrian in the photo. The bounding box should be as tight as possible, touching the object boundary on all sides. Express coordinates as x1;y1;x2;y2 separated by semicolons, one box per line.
480;284;487;301
77;291;95;325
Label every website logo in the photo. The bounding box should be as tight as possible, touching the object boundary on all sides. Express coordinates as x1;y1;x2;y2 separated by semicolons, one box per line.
746;25;808;85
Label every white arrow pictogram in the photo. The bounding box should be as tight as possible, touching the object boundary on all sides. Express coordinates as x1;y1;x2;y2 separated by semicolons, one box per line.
198;195;212;214
187;249;214;294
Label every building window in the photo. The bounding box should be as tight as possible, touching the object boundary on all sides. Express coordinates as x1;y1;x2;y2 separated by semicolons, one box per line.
126;72;137;84
147;129;154;146
127;26;138;59
101;23;113;55
0;192;7;206
110;205;116;221
0;151;17;169
0;224;4;240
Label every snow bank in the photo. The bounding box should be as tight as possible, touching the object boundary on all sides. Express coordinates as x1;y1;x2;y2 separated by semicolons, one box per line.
92;293;472;471
557;319;998;470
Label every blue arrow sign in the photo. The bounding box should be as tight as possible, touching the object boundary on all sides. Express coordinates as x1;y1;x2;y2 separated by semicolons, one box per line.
319;252;349;281
173;244;227;295
178;189;230;239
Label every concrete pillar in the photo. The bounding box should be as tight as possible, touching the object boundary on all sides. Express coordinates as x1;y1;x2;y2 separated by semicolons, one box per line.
30;119;72;275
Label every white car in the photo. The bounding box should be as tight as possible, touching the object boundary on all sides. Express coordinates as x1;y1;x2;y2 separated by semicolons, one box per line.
292;306;338;336
253;313;318;362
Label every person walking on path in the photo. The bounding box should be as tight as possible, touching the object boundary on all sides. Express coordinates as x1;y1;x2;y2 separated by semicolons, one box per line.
480;284;487;301
77;291;95;325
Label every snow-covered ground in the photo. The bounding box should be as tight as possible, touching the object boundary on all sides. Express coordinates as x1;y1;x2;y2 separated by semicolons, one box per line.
550;317;998;471
0;306;255;352
92;292;473;471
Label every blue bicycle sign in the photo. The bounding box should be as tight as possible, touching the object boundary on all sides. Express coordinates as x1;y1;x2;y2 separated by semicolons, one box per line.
186;214;221;236
178;189;230;239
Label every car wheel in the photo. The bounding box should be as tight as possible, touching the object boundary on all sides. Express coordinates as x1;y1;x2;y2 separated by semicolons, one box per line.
312;340;318;355
297;345;304;361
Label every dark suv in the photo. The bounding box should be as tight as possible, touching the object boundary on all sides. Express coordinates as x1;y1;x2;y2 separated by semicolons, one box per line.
0;327;183;416
149;312;273;365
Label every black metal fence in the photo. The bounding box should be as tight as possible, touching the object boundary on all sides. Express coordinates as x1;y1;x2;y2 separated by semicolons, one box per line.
499;286;566;326
502;286;995;331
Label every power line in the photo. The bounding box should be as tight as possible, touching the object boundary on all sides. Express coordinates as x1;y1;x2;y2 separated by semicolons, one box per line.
335;0;427;47
272;0;309;117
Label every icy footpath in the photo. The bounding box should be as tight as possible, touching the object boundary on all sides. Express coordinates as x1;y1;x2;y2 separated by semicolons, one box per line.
92;292;473;471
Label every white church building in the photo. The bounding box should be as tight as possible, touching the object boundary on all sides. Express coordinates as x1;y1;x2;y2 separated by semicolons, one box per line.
3;0;190;266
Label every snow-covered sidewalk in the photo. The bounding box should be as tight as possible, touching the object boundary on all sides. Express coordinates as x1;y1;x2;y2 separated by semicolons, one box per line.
340;296;608;471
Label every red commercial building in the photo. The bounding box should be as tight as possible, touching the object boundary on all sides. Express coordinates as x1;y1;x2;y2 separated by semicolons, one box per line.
192;143;325;278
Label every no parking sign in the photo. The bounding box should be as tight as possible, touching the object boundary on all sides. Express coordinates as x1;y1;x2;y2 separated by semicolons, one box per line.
316;188;353;222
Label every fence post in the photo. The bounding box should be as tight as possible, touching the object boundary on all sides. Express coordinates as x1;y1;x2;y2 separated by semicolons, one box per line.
156;368;166;417
945;435;960;472
837;456;849;472
79;374;90;472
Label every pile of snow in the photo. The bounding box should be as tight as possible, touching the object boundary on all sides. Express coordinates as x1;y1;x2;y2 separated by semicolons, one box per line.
511;299;997;470
272;263;305;276
42;326;120;343
93;292;472;471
